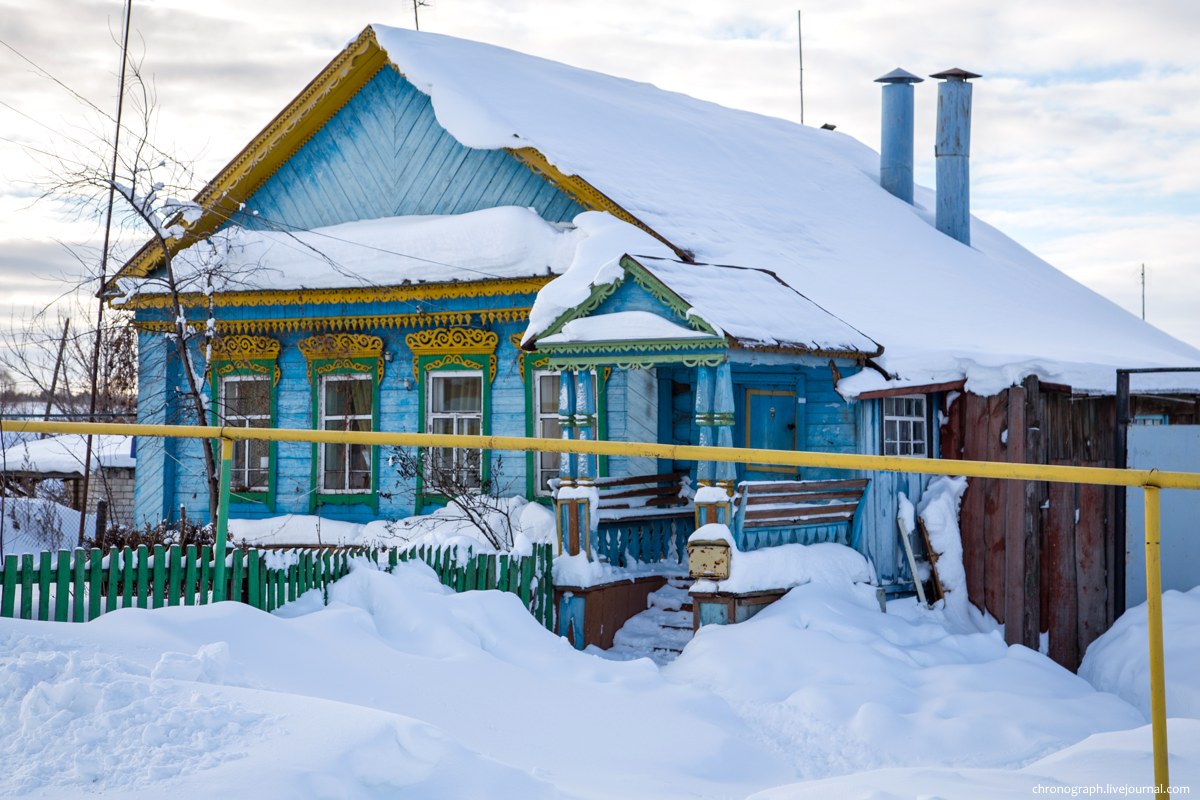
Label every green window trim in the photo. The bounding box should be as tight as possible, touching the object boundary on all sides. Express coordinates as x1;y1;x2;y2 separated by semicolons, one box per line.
298;333;385;514
522;362;608;501
414;352;494;511
208;336;281;510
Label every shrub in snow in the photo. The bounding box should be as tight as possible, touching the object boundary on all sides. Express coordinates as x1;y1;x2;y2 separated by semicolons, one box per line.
384;447;529;550
88;517;215;551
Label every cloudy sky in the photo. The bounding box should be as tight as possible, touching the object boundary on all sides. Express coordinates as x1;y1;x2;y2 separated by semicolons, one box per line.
1;0;1197;349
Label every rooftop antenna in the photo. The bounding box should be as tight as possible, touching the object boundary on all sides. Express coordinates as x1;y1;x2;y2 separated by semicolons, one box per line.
797;9;805;125
412;0;429;31
1140;263;1146;320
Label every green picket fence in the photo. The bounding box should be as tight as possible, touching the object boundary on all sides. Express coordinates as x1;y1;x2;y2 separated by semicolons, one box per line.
0;542;554;628
394;542;554;630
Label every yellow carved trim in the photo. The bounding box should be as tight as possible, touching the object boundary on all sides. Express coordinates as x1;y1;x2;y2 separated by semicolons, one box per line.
115;27;389;282
298;332;384;362
315;358;383;382
210;334;280;362
506;147;690;262
119;278;551;311
134;308;531;336
423;352;498;383
509;332;550;382
406;327;498;355
407;327;499;383
214;360;281;387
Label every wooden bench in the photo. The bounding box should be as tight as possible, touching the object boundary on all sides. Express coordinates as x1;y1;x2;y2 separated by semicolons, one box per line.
732;478;869;549
590;471;693;566
594;470;692;522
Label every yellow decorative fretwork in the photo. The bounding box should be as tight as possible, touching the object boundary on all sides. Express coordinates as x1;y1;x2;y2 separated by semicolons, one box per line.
407;327;499;384
315;358;381;380
298;332;384;361
134;308;531;337
118;279;551;311
214;360;282;386
210;334;280;362
210;335;281;386
424;353;497;383
508;333;548;382
298;332;384;384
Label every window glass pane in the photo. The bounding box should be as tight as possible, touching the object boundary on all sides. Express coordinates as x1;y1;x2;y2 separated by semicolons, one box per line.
432;375;481;413
539;418;561;439
885;419;898;442
323;443;346;490
320;374;373;491
537;374;559;414
325;377;372;418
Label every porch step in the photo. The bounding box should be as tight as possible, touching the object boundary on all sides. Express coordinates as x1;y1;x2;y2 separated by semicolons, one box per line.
593;579;695;666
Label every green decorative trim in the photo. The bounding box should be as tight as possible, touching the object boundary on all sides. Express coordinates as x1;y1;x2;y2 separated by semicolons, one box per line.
307;357;382;514
536;276;625;340
540;336;726;357
413;350;493;510
550;353;727;371
622;257;718;335
208;336;280;511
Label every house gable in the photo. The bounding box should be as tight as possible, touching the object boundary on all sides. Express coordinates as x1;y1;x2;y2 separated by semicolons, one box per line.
234;66;586;233
536;255;719;343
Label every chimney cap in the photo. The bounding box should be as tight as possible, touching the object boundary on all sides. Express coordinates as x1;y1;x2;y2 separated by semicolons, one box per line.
930;67;982;81
875;68;924;84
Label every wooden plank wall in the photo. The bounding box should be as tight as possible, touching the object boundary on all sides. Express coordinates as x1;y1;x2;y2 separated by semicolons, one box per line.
943;377;1116;670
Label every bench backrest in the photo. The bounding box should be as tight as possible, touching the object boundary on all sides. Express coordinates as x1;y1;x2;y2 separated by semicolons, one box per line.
590;470;692;522
734;478;869;530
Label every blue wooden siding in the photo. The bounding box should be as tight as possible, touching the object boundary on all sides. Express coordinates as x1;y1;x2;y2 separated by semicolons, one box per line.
234;67;585;232
853;397;944;585
132;330;175;528
588;279;691;326
604;367;658;479
134;285;545;524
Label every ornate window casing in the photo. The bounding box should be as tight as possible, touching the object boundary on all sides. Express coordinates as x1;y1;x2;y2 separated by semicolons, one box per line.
427;371;484;489
406;327;499;505
530;370;603;497
511;334;609;499
298;333;384;509
882;395;928;457
209;335;280;506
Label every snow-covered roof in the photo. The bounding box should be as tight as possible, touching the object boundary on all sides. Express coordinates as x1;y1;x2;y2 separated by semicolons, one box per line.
0;435;135;476
634;257;880;354
360;26;1200;395
120;207;574;297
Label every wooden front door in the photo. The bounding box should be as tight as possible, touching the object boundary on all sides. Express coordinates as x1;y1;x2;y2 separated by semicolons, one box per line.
743;388;799;480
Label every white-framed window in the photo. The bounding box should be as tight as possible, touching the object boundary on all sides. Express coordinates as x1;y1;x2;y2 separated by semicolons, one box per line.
882;395;927;457
319;373;373;492
533;371;562;496
427;371;484;489
218;375;271;493
532;370;598;496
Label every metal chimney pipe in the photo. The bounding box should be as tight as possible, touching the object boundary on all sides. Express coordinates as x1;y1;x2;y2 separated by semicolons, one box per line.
931;67;981;245
875;68;923;204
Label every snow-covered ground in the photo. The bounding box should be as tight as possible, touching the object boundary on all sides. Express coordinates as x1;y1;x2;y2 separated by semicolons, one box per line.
3;558;1196;798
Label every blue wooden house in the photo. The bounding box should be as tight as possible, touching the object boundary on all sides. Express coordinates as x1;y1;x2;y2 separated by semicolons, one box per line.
114;26;1200;662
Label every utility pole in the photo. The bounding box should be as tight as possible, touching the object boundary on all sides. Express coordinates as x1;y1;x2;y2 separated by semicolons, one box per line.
78;0;132;547
797;9;805;125
413;0;428;31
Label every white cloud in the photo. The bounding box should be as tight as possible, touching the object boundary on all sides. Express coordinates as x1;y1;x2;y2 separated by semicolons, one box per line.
1;0;1197;350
